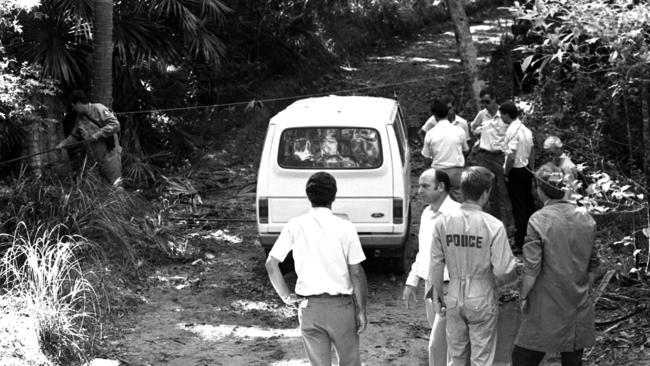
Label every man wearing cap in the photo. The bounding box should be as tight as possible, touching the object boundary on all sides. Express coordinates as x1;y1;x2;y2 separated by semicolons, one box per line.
428;166;518;366
266;172;368;366
402;168;460;366
421;100;468;201
468;87;511;222
56;90;122;186
512;165;599;366
501;101;535;253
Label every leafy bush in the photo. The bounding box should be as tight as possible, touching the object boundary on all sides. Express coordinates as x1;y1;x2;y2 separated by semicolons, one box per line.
0;224;98;364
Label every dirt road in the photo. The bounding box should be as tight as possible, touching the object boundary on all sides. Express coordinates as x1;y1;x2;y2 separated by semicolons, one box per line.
101;9;529;366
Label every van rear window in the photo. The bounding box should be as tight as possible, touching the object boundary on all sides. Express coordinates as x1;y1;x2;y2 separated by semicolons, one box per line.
278;127;383;169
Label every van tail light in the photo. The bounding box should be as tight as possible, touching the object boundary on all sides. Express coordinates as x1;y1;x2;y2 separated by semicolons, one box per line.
258;197;268;223
393;198;403;224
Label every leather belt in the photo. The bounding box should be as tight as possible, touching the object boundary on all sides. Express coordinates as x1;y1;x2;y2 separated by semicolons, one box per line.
300;293;351;298
477;148;502;155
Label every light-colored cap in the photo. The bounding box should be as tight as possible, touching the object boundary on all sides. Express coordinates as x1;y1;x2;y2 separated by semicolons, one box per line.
543;135;563;150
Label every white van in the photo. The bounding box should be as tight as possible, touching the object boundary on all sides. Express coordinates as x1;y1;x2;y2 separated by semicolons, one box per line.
256;95;411;273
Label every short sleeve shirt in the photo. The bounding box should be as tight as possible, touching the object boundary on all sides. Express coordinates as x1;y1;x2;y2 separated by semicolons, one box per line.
472;110;507;152
504;119;534;168
269;207;366;296
406;196;461;287
421;115;470;141
421;119;468;168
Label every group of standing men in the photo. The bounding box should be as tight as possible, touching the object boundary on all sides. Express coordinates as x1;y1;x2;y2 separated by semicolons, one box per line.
264;87;599;366
407;87;599;366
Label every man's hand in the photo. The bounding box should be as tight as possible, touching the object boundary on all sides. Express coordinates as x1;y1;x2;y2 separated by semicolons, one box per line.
55;142;66;150
402;285;417;310
520;298;528;313
356;310;367;334
283;293;303;305
433;297;446;316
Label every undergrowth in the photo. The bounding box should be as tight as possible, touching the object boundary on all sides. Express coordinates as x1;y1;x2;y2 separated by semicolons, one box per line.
0;224;98;365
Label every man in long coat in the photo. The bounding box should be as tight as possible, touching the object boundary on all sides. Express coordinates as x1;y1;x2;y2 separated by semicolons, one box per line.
512;165;600;366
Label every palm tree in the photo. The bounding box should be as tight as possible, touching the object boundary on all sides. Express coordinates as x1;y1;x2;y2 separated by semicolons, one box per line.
91;0;113;107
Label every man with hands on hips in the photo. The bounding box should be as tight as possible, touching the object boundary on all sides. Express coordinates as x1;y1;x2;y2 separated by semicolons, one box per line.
403;168;460;366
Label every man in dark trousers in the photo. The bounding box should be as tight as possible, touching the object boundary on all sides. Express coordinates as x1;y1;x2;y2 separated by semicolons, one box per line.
266;172;368;366
501;101;535;254
512;165;599;366
56;90;122;185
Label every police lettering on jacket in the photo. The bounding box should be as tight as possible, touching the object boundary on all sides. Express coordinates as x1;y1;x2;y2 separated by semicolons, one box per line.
445;234;483;248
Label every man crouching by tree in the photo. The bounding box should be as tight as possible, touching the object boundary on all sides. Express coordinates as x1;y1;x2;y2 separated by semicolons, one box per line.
265;171;368;366
56;90;122;186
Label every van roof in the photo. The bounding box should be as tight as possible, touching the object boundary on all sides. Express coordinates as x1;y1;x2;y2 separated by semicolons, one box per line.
269;95;398;127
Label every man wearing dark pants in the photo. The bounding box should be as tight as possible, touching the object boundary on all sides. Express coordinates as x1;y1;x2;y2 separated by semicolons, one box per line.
469;88;510;222
501;101;535;253
512;165;599;366
266;172;368;366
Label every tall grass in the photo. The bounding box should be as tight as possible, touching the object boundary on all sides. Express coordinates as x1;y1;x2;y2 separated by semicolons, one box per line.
0;223;98;364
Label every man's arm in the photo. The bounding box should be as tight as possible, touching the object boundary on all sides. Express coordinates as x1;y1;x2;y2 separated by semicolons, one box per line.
520;218;543;305
265;256;302;304
490;225;518;286
91;105;120;140
504;151;516;176
349;263;368;334
426;223;446;314
528;145;536;170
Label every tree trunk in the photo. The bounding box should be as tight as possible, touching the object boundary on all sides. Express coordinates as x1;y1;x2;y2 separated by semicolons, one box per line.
445;0;481;111
642;82;650;189
90;0;113;107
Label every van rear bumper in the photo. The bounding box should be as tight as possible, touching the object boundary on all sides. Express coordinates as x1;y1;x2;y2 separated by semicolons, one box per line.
259;233;407;256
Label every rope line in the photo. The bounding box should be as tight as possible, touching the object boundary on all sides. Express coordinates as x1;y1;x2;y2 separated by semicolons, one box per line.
114;71;469;116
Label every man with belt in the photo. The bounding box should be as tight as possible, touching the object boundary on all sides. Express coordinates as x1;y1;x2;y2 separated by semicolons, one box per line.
502;101;535;254
402;168;460;366
428;166;518;366
421;100;468;201
469;87;510;221
56;90;122;186
512;165;599;366
266;172;368;366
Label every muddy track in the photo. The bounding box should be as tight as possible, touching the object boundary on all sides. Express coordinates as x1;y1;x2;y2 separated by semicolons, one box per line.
99;9;526;366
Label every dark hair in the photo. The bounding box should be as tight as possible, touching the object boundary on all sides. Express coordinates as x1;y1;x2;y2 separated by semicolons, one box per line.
306;171;337;207
535;164;565;199
434;169;451;193
479;87;496;100
430;99;449;119
461;166;494;201
499;101;518;119
68;89;89;105
440;95;454;107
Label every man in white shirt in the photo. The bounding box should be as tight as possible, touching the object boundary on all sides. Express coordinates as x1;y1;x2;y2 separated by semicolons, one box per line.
419;96;470;144
266;172;368;366
468;87;511;223
502;101;535;253
422;99;469;201
403;168;460;366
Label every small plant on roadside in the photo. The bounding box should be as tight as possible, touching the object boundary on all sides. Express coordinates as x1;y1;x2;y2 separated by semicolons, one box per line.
0;223;99;364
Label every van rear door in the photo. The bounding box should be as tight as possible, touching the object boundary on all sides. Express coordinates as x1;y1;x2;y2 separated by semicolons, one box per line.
266;126;394;233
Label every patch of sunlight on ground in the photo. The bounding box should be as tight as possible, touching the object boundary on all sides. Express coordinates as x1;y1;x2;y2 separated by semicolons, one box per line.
269;359;311;366
181;323;301;342
230;299;274;311
187;229;242;244
367;55;451;68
